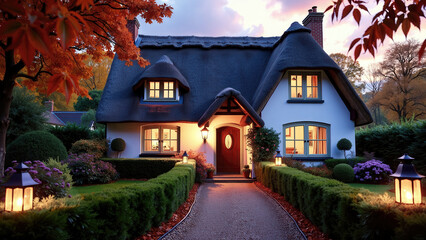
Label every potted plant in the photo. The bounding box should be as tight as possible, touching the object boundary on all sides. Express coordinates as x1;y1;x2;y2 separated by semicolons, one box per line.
206;163;215;179
242;165;251;178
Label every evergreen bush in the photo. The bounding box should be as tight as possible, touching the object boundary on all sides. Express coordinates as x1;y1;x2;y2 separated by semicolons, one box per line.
111;138;126;152
48;123;90;150
333;163;355;183
102;158;176;179
6;131;67;166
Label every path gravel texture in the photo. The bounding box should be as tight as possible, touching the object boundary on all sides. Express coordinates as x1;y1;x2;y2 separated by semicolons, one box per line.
163;182;305;240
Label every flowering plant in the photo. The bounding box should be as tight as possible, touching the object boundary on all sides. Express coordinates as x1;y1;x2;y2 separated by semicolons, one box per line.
206;163;215;173
246;127;280;162
354;159;393;184
63;154;119;185
175;150;208;182
2;159;72;199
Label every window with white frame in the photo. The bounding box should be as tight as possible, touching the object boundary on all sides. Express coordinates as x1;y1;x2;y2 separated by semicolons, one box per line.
146;80;177;100
142;126;180;153
283;122;330;157
288;72;322;101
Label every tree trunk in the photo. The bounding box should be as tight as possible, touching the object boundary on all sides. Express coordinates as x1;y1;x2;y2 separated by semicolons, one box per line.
0;77;15;177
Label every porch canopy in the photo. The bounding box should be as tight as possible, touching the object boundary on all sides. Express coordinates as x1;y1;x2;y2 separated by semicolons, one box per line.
198;88;264;128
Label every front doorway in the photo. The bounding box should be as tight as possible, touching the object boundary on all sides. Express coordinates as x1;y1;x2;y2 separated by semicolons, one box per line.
216;126;240;173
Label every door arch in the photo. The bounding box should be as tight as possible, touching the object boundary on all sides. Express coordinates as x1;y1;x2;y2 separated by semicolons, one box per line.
216;126;240;173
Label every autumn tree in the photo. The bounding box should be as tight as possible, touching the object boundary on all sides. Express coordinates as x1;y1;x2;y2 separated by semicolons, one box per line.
364;66;385;124
0;0;172;176
374;40;426;122
327;0;426;60
330;53;365;95
81;56;112;90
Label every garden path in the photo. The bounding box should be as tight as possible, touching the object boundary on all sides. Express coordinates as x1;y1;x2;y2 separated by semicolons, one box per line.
162;182;305;240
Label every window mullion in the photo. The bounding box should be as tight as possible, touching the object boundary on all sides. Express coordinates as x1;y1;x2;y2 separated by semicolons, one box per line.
304;124;308;157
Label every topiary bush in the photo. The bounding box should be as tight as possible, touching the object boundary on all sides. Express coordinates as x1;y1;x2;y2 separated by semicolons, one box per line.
48;123;90;150
111;138;126;158
6;131;67;166
246;127;280;162
70;139;108;159
337;138;352;159
63;154;119;185
333;163;355;183
354;159;393;184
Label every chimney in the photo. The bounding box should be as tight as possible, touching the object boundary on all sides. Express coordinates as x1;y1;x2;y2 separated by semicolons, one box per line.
44;100;54;112
126;18;140;42
302;6;324;48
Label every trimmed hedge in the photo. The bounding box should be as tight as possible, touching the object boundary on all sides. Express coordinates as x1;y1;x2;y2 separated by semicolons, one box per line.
0;162;195;240
255;162;426;240
324;157;366;169
101;158;178;179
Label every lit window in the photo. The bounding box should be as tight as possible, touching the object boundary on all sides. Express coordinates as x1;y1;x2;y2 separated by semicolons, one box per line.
147;80;177;100
284;122;329;157
142;126;179;153
289;72;321;101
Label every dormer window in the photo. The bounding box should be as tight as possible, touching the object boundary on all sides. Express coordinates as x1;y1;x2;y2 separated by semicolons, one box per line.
147;80;177;100
287;72;323;103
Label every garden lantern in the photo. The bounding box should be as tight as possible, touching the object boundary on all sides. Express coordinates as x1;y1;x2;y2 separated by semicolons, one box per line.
390;154;425;205
275;150;282;166
201;126;209;143
182;151;189;164
2;163;39;212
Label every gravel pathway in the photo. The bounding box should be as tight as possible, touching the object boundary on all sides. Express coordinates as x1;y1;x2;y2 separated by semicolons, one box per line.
162;182;305;240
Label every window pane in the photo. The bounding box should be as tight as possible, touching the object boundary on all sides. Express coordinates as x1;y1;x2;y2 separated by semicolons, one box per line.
286;141;295;154
171;129;178;139
155;82;160;89
163;128;170;140
285;127;293;140
164;91;169;98
295;140;304;154
150;82;155;89
164;82;169;89
155;90;159;98
169;90;174;98
149;90;155;98
294;126;304;140
291;75;303;98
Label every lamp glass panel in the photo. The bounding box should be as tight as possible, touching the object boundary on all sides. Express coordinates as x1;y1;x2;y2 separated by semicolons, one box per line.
12;188;23;212
413;179;422;204
394;178;401;203
401;179;414;204
5;188;12;211
23;187;33;211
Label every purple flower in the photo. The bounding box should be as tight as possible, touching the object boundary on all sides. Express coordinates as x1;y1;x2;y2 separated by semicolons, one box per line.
68;195;72;198
24;161;32;165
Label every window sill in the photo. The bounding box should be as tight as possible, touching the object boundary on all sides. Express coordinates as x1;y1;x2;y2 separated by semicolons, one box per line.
139;153;177;157
140;98;183;105
287;99;324;104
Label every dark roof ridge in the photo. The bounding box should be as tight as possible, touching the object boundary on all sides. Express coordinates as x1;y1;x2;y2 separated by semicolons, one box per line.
273;22;311;48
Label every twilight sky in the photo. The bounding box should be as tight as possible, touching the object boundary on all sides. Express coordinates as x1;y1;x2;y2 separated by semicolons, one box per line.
138;0;425;78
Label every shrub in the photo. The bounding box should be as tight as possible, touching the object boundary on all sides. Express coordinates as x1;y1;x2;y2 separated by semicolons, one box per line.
70;139;108;159
6;131;67;166
283;158;332;178
337;138;352;159
64;154;119;185
111;138;126;158
175;151;207;182
101;158;176;179
246;127;280;162
89;127;106;140
333;163;355;183
324;157;366;169
354;160;393;184
48;123;90;150
2;160;72;199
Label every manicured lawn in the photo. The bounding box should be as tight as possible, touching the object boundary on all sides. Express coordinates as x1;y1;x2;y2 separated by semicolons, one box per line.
347;183;392;194
69;180;146;195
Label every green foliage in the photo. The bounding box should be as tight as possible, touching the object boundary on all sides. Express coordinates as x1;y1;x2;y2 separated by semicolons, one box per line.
255;162;426;240
0;163;195;240
89;127;106;140
325;157;366;169
283;158;333;178
175;151;208;182
337;138;352;151
333;163;355;183
356;120;426;175
111;138;126;152
45;157;73;187
246;127;280;162
6;131;67;166
70;139;108;159
48;123;90;150
73;90;103;111
7;87;47;144
81;109;105;131
101;158;177;179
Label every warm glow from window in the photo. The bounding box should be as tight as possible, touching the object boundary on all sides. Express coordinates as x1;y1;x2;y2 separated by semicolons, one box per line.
290;75;303;98
149;81;160;98
285;123;328;156
143;127;179;153
144;128;159;151
289;73;320;100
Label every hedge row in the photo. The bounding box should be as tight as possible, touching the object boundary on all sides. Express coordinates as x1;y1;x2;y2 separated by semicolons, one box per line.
101;158;178;179
324;157;366;169
356;120;426;175
0;162;195;240
255;162;426;240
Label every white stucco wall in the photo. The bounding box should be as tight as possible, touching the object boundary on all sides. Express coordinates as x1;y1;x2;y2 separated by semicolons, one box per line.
106;115;250;171
261;70;355;160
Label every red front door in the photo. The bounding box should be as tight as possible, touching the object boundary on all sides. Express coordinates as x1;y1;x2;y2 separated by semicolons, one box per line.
216;126;240;173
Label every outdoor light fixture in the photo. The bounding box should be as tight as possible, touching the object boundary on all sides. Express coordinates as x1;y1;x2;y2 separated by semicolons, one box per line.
275;150;282;166
201;126;209;143
182;151;188;164
2;163;39;212
390;154;425;205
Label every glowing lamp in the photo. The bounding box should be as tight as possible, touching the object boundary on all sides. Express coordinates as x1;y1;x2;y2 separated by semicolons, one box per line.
2;163;39;212
201;126;209;143
275;150;282;166
390;154;425;204
182;151;189;164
